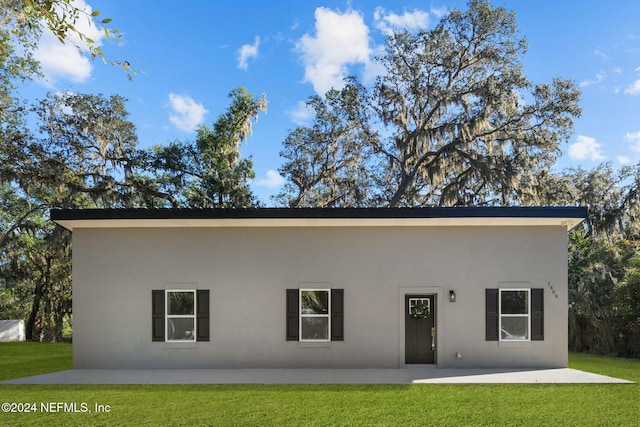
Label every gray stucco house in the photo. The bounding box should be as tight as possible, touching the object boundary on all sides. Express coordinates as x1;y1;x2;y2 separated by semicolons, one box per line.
52;206;586;369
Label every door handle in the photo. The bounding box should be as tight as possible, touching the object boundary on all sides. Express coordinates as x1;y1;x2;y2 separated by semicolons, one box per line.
431;326;436;351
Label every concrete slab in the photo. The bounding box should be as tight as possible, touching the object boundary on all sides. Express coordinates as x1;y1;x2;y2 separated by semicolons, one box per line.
1;368;632;385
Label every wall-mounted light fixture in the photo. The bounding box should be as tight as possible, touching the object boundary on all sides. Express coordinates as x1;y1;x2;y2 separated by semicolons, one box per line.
449;290;456;303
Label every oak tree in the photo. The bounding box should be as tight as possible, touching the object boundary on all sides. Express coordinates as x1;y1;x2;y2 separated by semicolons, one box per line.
277;0;581;207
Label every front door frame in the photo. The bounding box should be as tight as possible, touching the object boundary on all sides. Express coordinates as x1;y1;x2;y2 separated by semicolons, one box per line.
398;287;443;367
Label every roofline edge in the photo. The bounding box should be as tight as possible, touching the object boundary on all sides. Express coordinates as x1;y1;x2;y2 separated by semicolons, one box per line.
50;206;588;221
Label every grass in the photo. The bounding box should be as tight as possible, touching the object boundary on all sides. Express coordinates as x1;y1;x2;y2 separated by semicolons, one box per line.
0;343;638;426
0;342;72;382
568;351;640;382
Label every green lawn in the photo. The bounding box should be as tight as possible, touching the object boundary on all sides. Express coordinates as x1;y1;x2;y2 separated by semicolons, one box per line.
0;343;638;426
0;342;72;382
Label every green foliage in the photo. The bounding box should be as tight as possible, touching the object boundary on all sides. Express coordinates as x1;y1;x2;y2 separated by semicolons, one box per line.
1;92;175;209
0;0;134;78
276;81;375;207
0;184;69;341
0;89;266;341
545;164;640;357
0;3;40;180
147;87;267;208
277;0;581;207
614;253;640;357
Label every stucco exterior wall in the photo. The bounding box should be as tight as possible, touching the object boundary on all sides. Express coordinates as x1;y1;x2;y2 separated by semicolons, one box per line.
72;225;568;369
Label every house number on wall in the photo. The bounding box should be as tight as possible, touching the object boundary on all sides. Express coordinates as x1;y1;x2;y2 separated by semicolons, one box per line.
547;282;558;299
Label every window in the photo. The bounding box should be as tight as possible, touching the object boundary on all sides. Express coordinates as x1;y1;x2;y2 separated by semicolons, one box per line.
499;289;529;341
152;289;209;342
286;288;344;342
300;289;330;341
408;297;431;316
166;290;196;341
486;288;543;342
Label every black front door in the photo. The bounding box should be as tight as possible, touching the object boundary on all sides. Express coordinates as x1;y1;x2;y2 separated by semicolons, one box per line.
405;295;436;364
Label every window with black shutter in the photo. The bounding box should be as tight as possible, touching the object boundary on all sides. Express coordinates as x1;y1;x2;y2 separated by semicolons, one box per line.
486;287;544;342
286;288;344;342
152;289;209;342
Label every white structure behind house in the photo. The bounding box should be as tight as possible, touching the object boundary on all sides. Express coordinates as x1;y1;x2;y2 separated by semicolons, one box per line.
0;320;26;342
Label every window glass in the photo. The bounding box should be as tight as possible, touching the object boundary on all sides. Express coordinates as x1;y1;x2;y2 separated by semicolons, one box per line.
408;298;430;315
166;290;196;342
501;290;528;314
300;289;330;341
168;291;195;315
301;290;329;314
500;317;528;340
167;318;195;341
301;317;329;340
500;289;530;341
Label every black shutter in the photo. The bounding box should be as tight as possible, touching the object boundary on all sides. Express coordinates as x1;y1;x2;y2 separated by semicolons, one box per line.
531;288;544;341
152;290;165;342
331;289;344;341
286;289;299;341
486;289;499;341
196;290;210;342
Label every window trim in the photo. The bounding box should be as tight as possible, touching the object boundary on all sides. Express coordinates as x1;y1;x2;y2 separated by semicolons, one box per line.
499;288;530;342
165;289;197;343
299;288;331;342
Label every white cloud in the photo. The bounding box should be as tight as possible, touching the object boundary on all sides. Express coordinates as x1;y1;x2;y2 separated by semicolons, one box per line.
568;135;606;161
625;131;640;152
617;155;632;165
237;36;260;70
34;0;105;86
430;6;449;18
624;79;640;95
579;72;606;88
287;100;313;126
373;7;429;36
296;7;371;95
617;131;640;164
168;93;208;132
594;48;609;60
255;170;285;189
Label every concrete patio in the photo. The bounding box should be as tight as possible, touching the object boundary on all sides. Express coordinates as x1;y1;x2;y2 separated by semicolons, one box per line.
2;367;632;385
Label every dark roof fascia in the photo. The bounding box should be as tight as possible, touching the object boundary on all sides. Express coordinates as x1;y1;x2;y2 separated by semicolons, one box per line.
50;206;588;221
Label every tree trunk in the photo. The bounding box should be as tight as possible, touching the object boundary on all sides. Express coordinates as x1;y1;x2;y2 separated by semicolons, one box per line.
26;282;43;341
388;172;411;207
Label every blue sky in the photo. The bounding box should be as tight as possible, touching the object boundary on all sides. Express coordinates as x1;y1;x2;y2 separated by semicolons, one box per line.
21;0;640;205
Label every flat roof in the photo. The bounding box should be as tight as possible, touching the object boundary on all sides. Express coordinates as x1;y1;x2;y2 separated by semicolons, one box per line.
51;207;587;231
